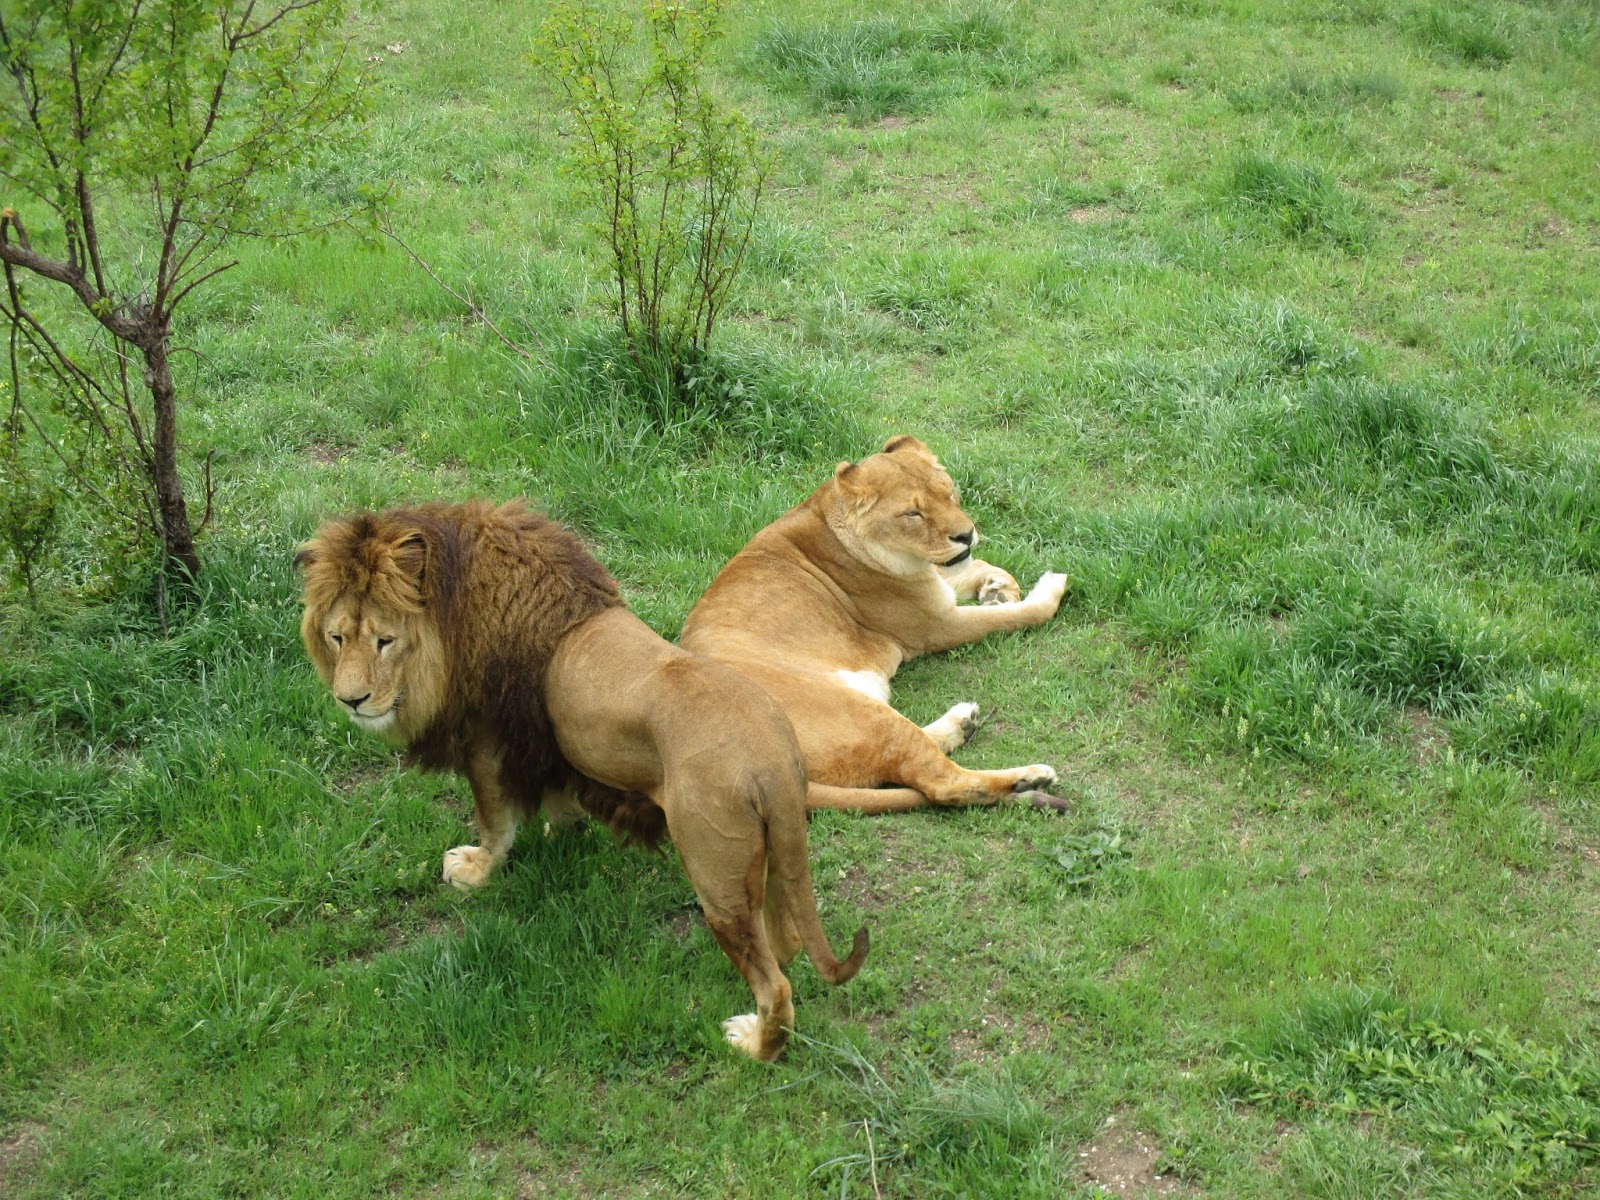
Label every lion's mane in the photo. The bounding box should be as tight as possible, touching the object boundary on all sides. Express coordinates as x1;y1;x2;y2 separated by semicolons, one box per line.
297;499;665;845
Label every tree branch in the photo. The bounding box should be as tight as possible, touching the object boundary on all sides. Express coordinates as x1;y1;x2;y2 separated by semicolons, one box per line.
0;209;148;344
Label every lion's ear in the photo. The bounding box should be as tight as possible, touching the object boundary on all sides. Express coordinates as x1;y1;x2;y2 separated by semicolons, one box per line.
389;530;428;590
292;545;316;571
882;434;928;456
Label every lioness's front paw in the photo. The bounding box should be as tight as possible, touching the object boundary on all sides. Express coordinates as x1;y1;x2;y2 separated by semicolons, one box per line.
722;1013;764;1059
977;569;1022;606
949;701;980;744
1012;764;1058;792
442;844;495;891
1027;572;1070;612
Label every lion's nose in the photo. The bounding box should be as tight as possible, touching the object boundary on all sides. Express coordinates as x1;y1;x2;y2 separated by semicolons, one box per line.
341;693;371;711
952;529;975;546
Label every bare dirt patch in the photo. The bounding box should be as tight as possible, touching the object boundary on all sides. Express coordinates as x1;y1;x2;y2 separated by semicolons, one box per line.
515;1162;587;1198
838;864;888;912
1404;704;1450;767
305;440;345;466
948;1010;1052;1062
0;1122;45;1194
1532;799;1600;873
1079;1112;1197;1197
380;911;453;955
662;908;704;940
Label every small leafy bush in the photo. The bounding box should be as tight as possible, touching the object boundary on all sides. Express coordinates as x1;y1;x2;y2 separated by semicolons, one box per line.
536;0;766;385
1043;827;1132;889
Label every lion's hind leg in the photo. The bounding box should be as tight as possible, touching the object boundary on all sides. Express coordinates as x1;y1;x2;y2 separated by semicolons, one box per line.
665;792;796;1060
708;910;795;1062
763;870;803;968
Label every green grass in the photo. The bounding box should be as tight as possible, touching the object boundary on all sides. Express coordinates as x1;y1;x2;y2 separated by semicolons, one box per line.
3;0;1600;1196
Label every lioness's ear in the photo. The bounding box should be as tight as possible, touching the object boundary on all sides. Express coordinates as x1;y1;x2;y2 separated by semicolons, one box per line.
882;434;928;455
834;460;858;484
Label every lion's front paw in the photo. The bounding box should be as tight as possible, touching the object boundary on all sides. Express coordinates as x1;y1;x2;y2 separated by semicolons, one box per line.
442;844;496;891
1027;572;1070;612
1012;764;1058;792
722;1013;767;1060
977;569;1022;606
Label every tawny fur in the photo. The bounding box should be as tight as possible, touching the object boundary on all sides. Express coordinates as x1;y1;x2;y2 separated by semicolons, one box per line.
297;500;866;1060
680;436;1070;813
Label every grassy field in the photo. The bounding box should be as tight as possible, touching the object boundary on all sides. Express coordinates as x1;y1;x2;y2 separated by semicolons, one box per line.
4;0;1600;1195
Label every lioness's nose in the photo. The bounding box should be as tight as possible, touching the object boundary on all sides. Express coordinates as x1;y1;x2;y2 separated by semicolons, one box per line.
952;529;975;546
341;693;371;711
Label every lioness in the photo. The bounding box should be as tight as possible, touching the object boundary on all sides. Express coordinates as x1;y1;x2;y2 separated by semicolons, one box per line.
296;500;866;1060
681;436;1069;812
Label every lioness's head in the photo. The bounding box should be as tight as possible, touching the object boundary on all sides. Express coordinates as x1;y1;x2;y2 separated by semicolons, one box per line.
827;435;978;575
294;514;447;743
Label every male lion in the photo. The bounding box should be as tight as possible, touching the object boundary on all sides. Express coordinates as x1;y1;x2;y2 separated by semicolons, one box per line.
296;500;866;1060
680;435;1069;813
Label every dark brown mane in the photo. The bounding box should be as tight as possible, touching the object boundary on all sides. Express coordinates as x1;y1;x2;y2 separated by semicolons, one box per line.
299;499;663;847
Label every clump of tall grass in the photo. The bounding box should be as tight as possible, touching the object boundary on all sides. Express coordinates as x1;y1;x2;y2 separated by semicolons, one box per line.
532;328;867;463
1411;3;1515;67
1223;153;1368;250
749;2;1039;121
1226;377;1600;575
1287;576;1507;714
1457;674;1600;784
798;1033;1061;1195
1228;69;1404;114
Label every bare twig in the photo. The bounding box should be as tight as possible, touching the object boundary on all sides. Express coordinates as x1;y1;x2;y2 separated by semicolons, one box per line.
369;215;549;366
863;1120;881;1200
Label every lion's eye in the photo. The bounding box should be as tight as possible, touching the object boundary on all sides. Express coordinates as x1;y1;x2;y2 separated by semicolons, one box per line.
376;636;394;651
329;632;343;646
903;510;923;520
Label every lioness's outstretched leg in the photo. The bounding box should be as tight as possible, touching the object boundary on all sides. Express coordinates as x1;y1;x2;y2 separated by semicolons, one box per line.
800;684;1056;809
920;573;1070;654
444;746;520;891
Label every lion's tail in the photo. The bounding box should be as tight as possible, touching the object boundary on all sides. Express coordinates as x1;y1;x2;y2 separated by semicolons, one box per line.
767;787;870;986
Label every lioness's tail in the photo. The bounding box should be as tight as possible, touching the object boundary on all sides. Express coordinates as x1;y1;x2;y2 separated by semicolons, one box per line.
767;787;869;985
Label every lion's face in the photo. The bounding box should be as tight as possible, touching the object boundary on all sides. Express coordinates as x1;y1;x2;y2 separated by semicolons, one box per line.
296;516;447;743
830;435;978;575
